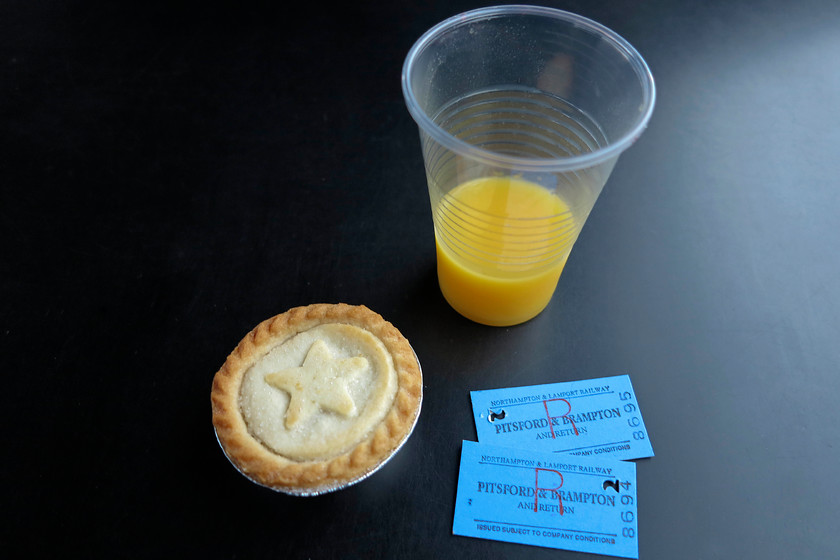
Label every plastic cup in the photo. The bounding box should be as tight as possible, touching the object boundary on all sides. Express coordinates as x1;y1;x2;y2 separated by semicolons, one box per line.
401;5;655;326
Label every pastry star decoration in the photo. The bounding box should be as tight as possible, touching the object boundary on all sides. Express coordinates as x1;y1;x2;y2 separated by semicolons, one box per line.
265;339;369;429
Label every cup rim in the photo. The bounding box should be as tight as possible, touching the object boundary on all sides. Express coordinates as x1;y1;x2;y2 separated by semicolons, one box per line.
401;5;656;172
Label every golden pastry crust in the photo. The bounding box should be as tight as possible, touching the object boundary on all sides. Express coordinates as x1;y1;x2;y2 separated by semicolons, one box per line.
211;303;423;494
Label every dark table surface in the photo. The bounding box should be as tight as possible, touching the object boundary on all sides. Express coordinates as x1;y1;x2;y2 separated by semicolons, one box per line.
4;1;840;558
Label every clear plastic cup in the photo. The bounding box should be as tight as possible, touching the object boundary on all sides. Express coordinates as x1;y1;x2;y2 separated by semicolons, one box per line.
402;5;655;326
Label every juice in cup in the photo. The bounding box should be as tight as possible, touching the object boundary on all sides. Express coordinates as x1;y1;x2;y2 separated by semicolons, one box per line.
403;7;656;326
433;176;577;326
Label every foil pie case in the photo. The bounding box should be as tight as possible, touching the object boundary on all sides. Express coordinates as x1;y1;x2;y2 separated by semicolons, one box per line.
215;346;423;496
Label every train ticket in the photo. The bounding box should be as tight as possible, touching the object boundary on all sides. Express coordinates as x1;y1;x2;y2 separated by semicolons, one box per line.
453;440;640;558
470;375;654;460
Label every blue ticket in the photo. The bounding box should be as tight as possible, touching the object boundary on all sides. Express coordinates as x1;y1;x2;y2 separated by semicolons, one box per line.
470;375;654;460
453;440;639;558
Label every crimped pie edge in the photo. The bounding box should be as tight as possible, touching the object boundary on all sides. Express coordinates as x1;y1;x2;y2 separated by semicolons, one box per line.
211;303;422;494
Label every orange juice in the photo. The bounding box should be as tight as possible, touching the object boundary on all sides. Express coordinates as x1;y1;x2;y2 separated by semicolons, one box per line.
434;176;576;326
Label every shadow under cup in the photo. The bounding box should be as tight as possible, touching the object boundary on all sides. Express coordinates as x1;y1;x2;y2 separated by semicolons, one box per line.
402;5;655;326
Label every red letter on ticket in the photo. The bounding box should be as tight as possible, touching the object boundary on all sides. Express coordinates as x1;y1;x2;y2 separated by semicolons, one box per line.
534;468;564;515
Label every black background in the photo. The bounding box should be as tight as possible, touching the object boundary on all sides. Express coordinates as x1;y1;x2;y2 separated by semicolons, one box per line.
3;1;840;558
